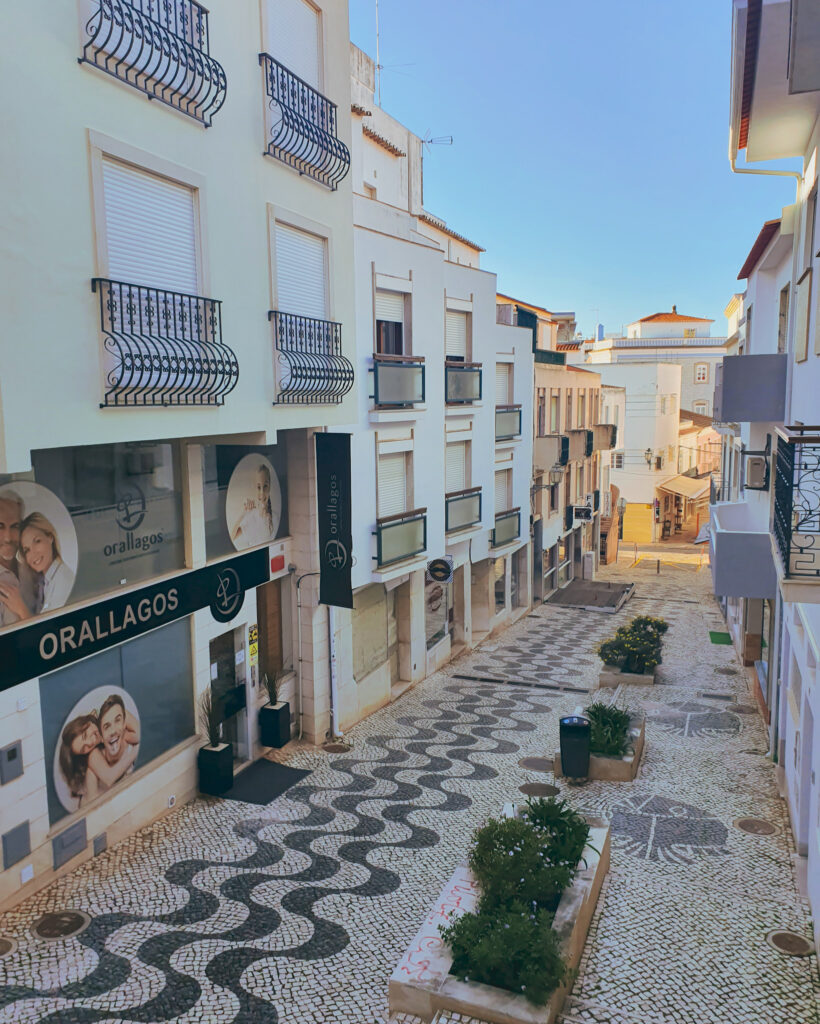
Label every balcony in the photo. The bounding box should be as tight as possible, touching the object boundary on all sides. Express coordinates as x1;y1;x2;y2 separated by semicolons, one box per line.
534;435;560;473
269;311;353;405
79;0;226;126
594;489;601;512
710;501;776;599
259;53;350;190
492;508;520;547
372;354;425;407
446;487;482;532
534;349;566;366
495;405;522;441
445;361;482;404
773;427;820;599
568;429;594;461
92;278;238;406
593;423;617;450
375;508;427;567
713;354;787;424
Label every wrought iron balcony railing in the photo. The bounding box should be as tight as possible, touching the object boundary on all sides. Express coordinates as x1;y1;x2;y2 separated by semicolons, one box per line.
445;361;482;404
492;508;520;547
92;278;239;406
445;487;482;532
374;508;427;567
372;354;425;407
495;405;522;440
773;426;820;580
259;53;350;190
79;0;226;126
269;310;353;405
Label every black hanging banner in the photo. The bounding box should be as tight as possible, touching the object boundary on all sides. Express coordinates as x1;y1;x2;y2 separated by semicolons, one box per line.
316;433;353;609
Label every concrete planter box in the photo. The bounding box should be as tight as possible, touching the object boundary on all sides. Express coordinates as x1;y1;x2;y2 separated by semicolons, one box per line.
389;819;611;1024
598;665;657;688
554;714;645;782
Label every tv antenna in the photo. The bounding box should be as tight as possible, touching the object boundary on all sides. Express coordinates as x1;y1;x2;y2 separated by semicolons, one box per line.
423;130;454;152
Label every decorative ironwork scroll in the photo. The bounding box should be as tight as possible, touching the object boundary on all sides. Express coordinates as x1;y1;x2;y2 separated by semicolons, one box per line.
79;0;227;126
774;429;820;578
259;53;350;190
93;278;239;406
270;311;353;405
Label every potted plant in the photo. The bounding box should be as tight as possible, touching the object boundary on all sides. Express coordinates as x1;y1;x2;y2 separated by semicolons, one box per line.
196;689;233;796
597;614;669;686
259;670;291;748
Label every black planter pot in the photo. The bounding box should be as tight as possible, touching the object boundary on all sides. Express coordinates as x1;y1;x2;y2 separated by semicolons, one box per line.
197;742;234;796
259;701;291;748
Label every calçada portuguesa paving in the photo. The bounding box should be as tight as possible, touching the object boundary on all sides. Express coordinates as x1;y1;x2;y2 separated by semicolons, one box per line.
0;553;818;1024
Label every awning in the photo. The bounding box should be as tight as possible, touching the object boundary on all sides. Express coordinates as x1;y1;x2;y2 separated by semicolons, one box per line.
657;474;711;500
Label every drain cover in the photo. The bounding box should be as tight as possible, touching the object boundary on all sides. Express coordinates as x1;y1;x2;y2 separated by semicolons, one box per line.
322;742;352;754
726;703;757;715
765;930;815;957
734;817;778;836
716;667;738;676
32;910;90;941
0;937;16;959
519;783;559;798
518;757;553;773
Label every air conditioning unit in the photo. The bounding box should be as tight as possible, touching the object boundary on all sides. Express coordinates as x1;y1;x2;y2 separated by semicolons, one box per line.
745;455;769;491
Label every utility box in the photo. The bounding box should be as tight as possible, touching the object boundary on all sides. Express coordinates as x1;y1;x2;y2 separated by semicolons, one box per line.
559;715;590;780
582;551;596;580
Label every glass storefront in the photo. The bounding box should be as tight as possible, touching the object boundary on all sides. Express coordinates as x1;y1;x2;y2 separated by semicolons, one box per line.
494;557;506;613
425;580;451;649
557;538;571;588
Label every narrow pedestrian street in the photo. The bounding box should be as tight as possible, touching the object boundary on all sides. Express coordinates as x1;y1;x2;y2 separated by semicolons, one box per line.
0;552;817;1024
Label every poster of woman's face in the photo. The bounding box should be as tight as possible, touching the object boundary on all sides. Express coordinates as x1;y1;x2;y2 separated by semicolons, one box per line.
53;686;141;813
226;454;282;551
0;482;78;630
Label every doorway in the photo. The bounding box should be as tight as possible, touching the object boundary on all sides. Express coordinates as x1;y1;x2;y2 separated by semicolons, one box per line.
209;630;250;769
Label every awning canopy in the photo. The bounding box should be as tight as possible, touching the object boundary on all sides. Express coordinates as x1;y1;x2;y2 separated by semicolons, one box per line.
658;474;711;500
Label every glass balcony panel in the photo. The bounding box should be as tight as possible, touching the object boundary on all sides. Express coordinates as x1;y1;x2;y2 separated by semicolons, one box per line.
492;510;520;547
446;364;482;403
446;490;481;531
374;360;424;406
377;513;426;566
495;407;522;440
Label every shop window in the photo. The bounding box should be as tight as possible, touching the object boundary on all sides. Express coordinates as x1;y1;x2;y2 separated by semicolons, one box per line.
493;557;506;613
256;577;293;680
39;617;195;826
352;584;388;682
425;580;451;649
550;393;560;433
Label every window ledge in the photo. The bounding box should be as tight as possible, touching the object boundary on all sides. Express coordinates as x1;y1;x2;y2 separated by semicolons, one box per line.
446;402;482;416
369;405;426;424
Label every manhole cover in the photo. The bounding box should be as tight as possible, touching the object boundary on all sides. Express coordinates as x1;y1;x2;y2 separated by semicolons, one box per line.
716;667;738;676
322;742;352;754
519;783;559;798
765;930;815;957
518;757;553;773
734;817;778;836
726;703;757;715
0;937;16;958
32;910;90;941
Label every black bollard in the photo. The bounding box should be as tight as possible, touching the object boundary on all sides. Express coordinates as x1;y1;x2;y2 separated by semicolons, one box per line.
559;715;590;783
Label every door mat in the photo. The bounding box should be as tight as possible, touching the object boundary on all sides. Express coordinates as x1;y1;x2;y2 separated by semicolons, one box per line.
709;631;732;645
223;759;312;805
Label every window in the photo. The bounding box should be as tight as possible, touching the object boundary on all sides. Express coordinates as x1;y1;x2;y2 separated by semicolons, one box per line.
536;389;546;437
578;465;585;501
611;453;623;469
778;284;790;354
577;390;586;427
275;222;327;319
445;442;467;493
566;390;573;428
550;392;560;433
660;396;667;414
101;157;198;293
495;363;512;404
494;469;511;513
494;557;506;613
803;188;817;272
694;363;708;384
264;0;321;89
375;290;405;355
684;328;696;339
377;453;407;517
445;310;468;361
694;401;708;415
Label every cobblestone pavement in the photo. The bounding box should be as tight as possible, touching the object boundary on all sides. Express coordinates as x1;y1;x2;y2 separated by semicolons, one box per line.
1;555;818;1023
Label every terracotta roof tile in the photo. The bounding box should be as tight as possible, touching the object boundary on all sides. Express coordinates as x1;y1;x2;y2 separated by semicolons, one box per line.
737;219;781;280
637;311;714;324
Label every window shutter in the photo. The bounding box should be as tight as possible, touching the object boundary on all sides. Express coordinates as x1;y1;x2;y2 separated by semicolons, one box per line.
265;0;320;89
375;290;405;323
378;453;407;517
495;363;511;404
102;158;198;295
275;223;327;319
495;470;510;513
445;311;467;359
445;442;466;493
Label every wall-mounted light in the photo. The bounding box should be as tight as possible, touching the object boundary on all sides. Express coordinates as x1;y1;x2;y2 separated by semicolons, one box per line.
548;463;564;485
644;448;653;466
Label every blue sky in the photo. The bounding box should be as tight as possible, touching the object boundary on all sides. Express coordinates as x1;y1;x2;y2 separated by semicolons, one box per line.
348;0;798;337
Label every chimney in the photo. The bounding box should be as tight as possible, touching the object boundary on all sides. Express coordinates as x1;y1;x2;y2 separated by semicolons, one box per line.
672;304;677;314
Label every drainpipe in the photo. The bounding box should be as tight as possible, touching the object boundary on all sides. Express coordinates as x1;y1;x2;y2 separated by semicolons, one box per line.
729;154;801;197
328;604;341;740
295;571;319;742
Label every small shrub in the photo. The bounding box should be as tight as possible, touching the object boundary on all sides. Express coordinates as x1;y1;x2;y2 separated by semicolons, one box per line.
440;902;567;1006
521;797;590;868
597;614;669;674
198;689;222;748
585;702;631;756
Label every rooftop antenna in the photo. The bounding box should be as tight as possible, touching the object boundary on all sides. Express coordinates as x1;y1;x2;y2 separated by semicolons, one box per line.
422;130;454;152
375;0;382;106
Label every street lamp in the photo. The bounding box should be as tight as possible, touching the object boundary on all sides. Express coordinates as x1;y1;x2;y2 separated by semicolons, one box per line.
548;463;564;486
644;448;653;466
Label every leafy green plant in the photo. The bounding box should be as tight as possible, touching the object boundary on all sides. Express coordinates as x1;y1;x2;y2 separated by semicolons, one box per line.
440;902;568;1006
521;797;590;868
585;702;631;756
262;671;281;706
198;689;222;747
597;614;669;674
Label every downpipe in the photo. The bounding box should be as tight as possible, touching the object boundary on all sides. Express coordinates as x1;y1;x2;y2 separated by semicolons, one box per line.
328;603;341;741
294;570;319;742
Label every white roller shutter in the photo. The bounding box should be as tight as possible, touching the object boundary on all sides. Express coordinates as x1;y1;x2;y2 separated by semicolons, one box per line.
102;158;198;295
445;442;466;493
265;0;320;89
495;469;510;513
445;311;468;359
275;222;327;319
375;290;405;324
495;363;511;404
378;453;407;518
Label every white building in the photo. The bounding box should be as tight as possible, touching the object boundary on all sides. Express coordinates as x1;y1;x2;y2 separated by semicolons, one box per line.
585;307;730;416
710;0;820;957
337;48;533;722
